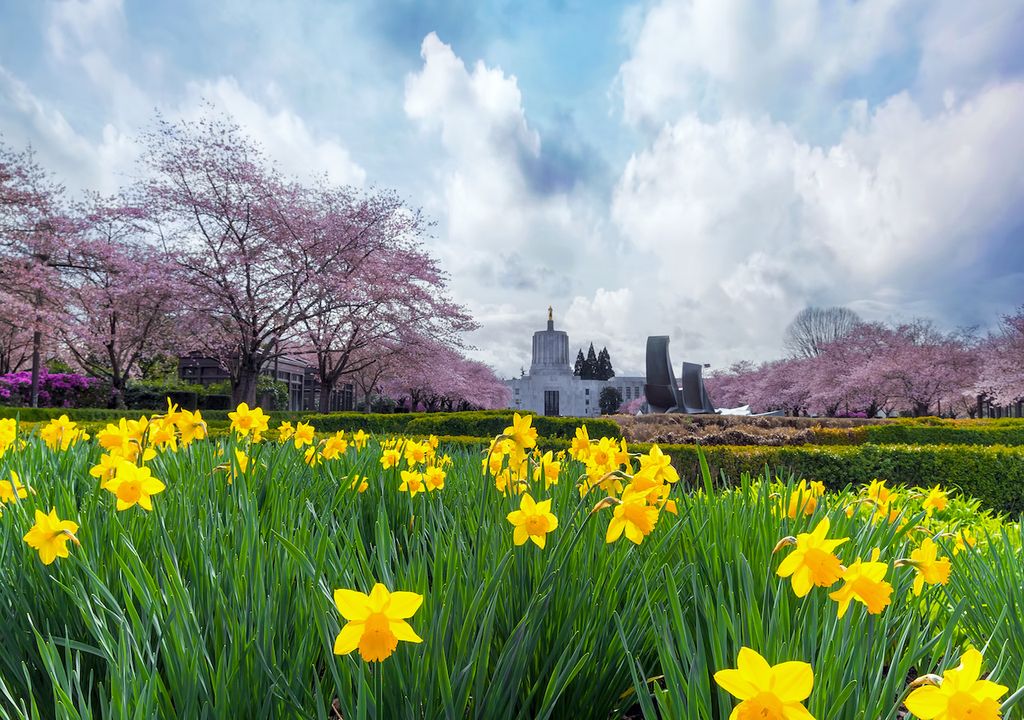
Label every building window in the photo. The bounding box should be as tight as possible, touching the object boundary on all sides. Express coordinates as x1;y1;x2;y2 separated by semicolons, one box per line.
514;387;519;395
625;387;632;400
585;388;590;396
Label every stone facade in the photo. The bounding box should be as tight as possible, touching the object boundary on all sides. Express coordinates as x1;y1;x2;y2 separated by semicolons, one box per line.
506;310;644;417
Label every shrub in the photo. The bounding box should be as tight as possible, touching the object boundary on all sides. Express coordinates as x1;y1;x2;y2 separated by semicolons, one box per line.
304;410;621;440
0;370;103;408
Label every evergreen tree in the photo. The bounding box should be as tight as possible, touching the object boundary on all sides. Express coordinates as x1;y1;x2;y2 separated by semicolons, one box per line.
596;347;615;381
584;343;599;380
599;386;622;414
573;349;586;377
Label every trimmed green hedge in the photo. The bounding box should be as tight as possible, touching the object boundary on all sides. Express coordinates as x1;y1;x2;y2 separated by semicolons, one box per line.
300;411;621;440
431;436;1024;516
812;423;1024;446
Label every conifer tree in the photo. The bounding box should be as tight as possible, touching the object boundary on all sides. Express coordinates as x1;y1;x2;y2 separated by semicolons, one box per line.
596;347;615;381
573;349;586;376
584;343;599;380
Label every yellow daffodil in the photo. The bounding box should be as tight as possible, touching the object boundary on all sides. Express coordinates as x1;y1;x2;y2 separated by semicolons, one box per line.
953;528;976;555
638;444;679;484
404;441;429;467
424;466;446;492
606;487;659;545
176;409;207;445
897;538;951;596
23;507;80;565
277;421;295;442
0;470;28;503
303;445;319;467
0;417;18;457
292;421;315;449
333;583;423;662
905;648;1007;720
399;470;425;498
89;452;121;482
349;475;369;493
352;429;369;451
101;460;166;511
228;402;269;441
532;450;561;487
922;485;948;515
507;493;558;548
714;646;816;720
322;433;348;460
785;480;819;519
829;548;893;618
776;517;848;597
380;447;402;470
570;425;590;461
39;415;89;451
503;413;537;451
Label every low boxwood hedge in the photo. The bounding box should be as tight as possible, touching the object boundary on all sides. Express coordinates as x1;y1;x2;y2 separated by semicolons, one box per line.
431;436;1024;516
812;423;1024;446
299;410;621;440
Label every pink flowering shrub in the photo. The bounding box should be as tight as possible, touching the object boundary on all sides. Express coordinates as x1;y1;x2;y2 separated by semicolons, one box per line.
0;370;104;408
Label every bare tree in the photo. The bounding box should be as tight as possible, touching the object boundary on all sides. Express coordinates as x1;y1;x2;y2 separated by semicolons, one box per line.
783;306;862;358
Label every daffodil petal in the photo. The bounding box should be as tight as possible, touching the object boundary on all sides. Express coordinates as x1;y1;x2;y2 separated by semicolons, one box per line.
770;661;813;703
904;686;946;719
713;669;759;701
333;622;362;655
390;620;422;643
334;589;371;620
386;591;423;619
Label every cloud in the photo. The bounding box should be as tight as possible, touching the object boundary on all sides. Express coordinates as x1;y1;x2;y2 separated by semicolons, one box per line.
617;0;913;129
610;81;1024;369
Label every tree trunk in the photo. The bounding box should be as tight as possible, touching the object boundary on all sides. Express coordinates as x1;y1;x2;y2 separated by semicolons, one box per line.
30;289;43;408
233;366;260;407
319;381;334;414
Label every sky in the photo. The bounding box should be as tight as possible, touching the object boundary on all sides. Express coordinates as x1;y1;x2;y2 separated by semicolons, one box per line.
1;0;1023;378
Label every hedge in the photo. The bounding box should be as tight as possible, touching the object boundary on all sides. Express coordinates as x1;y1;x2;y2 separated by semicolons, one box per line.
430;436;1024;516
298;411;621;440
812;423;1024;446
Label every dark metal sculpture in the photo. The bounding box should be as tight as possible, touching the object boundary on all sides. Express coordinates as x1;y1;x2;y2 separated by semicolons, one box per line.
644;336;717;414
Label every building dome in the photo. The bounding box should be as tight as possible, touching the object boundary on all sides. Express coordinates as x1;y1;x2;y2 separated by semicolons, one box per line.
530;307;571;375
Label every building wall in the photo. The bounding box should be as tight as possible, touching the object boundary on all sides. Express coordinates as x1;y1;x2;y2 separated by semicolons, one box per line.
507;373;645;417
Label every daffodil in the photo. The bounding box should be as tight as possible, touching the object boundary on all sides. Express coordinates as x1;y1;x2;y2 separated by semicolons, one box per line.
953;528;976;555
785;480;819;519
606;487;659;545
101;460;166;511
405;441;428;467
23;507;80;565
424;466;446;492
399;470;425;498
905;648;1007;720
570;424;591;461
0;470;28;503
352;429;369;450
638;444;679;484
897;538;951;596
322;433;348;460
349;475;369;493
776;517;848;597
829;548;893;618
503;413;537;451
292;421;315;449
922;485;948;515
333;583;423;662
39;415;89;451
532;450;561;487
176;409;207;445
277;421;295;442
380;447;402;470
228;402;269;440
507;493;558;548
714;646;816;720
0;418;18;457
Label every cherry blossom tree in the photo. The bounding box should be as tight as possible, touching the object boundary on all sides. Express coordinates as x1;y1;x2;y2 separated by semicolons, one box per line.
59;195;185;407
295;193;475;411
379;339;509;412
0;141;70;406
978;305;1024;406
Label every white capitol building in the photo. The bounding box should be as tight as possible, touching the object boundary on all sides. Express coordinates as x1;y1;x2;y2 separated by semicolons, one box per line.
505;309;645;417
